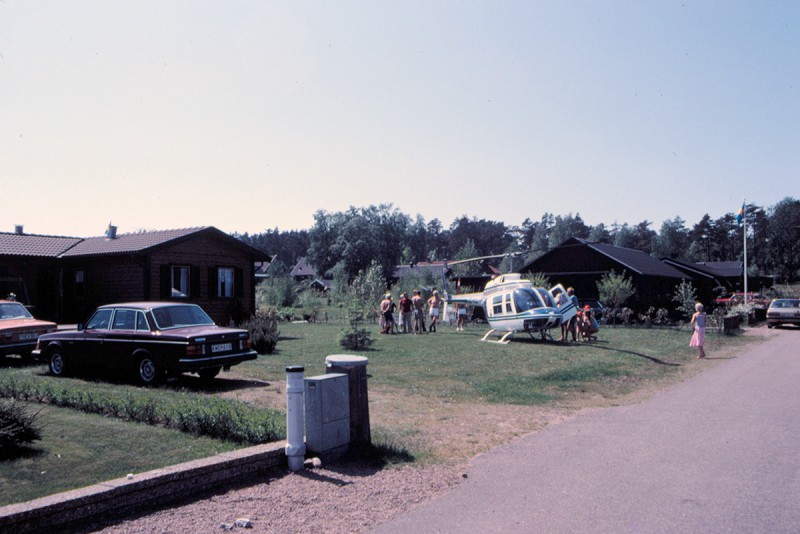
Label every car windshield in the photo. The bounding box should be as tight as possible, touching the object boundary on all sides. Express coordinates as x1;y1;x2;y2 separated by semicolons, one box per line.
151;305;215;329
0;302;33;320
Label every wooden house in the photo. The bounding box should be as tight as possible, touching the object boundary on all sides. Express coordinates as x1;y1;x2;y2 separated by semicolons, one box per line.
519;237;687;311
0;226;270;325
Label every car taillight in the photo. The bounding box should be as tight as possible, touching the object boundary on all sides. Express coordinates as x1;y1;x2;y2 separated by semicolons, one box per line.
186;343;205;356
241;338;251;351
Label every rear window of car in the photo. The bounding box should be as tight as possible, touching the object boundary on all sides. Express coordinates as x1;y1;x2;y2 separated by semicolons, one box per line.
151;305;215;329
771;300;800;308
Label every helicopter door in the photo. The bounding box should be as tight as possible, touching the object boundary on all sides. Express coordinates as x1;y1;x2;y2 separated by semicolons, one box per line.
549;284;578;323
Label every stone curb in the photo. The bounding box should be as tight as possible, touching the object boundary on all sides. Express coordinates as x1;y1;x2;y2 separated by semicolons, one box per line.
0;441;287;533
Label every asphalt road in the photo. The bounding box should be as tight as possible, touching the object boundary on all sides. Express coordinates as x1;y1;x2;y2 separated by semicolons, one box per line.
373;328;800;533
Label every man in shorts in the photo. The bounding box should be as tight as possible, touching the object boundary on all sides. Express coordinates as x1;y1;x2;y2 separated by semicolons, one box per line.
427;290;443;332
412;290;426;334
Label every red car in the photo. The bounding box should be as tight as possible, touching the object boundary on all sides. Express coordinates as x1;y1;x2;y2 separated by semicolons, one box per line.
32;302;257;385
713;292;770;309
0;300;57;359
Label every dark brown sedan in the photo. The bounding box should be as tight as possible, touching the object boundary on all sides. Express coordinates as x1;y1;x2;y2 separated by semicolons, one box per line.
32;302;257;385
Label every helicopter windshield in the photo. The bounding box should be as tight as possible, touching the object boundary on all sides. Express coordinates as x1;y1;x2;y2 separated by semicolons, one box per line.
513;288;545;312
537;288;556;307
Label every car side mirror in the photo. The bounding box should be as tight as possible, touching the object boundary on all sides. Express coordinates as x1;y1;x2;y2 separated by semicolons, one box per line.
77;323;85;331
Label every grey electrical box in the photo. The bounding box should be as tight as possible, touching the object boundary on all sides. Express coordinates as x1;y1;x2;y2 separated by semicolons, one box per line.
305;373;350;454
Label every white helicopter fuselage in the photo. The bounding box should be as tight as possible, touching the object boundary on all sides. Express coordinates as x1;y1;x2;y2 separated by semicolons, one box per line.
447;274;578;343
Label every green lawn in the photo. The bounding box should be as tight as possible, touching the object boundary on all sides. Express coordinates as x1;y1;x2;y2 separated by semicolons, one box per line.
239;320;756;406
0;403;239;505
0;319;758;506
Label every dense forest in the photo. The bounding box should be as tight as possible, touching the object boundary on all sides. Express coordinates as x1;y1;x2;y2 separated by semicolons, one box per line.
235;197;800;284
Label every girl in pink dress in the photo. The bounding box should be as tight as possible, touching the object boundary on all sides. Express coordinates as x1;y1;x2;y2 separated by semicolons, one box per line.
690;302;706;359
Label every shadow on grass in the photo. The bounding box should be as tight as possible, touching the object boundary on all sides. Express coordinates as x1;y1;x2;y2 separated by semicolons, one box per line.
591;343;681;366
31;367;273;393
176;374;271;393
0;445;46;462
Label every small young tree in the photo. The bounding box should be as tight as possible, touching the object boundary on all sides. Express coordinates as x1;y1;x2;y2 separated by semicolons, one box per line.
256;276;298;309
672;279;698;320
597;271;636;325
338;306;375;351
348;260;388;315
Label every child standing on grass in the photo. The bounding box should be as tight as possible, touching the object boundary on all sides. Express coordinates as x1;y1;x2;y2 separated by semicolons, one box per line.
690;302;706;359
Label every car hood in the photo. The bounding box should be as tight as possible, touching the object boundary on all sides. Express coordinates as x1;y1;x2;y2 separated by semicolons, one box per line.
0;318;57;331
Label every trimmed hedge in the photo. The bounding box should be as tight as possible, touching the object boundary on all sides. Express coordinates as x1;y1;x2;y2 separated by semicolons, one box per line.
0;375;285;445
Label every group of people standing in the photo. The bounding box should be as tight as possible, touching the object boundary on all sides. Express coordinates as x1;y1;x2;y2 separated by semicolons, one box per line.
380;289;462;334
553;287;600;342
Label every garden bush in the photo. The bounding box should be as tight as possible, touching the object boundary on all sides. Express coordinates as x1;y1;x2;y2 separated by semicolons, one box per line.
245;308;281;354
0;399;42;456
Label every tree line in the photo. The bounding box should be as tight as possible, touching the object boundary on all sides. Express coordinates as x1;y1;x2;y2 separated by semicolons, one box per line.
235;197;800;284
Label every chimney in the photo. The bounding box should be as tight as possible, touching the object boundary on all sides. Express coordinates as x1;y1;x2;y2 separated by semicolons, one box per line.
107;225;118;239
14;225;24;235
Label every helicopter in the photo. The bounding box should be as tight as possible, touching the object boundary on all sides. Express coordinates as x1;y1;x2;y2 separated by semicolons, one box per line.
440;254;578;344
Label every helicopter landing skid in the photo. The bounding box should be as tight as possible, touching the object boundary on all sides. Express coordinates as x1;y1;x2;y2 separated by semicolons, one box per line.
531;329;555;342
480;329;514;344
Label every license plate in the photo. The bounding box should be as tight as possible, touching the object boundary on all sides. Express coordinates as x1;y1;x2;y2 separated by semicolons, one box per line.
18;333;38;341
211;343;233;353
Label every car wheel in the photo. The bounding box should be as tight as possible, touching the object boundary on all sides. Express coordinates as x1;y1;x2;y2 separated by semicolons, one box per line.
49;349;68;377
197;366;221;382
136;355;161;386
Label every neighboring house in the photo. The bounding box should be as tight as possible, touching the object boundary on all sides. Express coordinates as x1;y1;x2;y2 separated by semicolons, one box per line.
662;259;772;302
290;257;317;282
519;237;687;311
0;226;270;325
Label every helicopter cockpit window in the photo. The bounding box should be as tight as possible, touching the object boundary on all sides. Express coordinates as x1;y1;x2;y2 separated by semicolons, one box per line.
514;288;543;312
537;288;556;307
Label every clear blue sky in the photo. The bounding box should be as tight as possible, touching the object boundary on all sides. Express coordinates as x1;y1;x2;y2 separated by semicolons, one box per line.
2;1;797;237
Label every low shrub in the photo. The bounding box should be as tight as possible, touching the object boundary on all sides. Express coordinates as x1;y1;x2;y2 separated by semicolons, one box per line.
338;308;374;351
0;399;42;456
245;308;281;354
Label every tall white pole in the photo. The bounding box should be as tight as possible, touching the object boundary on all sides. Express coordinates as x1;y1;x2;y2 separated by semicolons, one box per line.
742;199;748;307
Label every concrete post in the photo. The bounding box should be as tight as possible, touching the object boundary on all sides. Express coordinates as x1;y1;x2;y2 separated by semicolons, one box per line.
285;366;306;472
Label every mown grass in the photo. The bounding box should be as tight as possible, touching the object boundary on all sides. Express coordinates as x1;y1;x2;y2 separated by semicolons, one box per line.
0;402;240;505
0;319;758;505
238;320;754;407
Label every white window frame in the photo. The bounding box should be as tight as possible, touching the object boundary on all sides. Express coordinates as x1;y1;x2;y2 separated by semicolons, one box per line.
171;266;191;298
217;267;234;298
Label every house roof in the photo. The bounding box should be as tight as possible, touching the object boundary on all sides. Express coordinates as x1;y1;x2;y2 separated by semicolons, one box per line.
0;227;270;261
0;232;82;257
694;261;742;278
61;227;211;257
290;257;317;278
586;240;685;278
523;237;686;279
